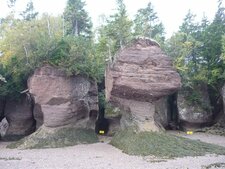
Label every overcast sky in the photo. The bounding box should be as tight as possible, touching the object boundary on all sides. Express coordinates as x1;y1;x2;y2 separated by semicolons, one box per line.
0;0;222;37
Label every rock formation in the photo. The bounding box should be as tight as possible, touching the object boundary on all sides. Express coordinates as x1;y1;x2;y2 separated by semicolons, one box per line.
177;85;213;129
28;65;98;129
4;95;35;138
105;38;181;131
0;117;9;138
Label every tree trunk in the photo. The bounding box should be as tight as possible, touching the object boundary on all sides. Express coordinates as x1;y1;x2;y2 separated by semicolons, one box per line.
75;20;78;36
47;17;51;38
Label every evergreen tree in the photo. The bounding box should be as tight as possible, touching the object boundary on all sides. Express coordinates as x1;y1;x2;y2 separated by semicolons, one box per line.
200;0;225;86
133;2;165;40
7;0;16;8
105;0;132;50
179;10;198;36
20;0;38;21
63;0;92;37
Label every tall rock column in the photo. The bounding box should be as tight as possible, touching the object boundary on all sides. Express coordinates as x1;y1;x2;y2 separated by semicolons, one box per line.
105;38;181;132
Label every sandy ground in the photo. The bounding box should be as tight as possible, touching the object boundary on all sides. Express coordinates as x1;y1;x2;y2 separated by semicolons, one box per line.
0;132;225;169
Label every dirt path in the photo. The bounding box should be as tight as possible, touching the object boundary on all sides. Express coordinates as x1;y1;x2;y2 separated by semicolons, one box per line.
0;133;225;169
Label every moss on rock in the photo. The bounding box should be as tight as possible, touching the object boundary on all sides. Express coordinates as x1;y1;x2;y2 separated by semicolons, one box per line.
111;129;225;158
7;126;98;149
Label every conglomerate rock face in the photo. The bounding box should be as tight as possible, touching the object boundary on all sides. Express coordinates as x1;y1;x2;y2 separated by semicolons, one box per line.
106;38;181;131
28;65;98;129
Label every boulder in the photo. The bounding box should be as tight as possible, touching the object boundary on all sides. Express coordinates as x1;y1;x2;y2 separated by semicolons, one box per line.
106;38;181;131
177;85;213;130
4;95;35;138
0;117;9;138
28;65;98;128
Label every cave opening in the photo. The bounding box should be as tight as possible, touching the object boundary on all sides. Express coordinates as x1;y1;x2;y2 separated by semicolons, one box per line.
95;105;109;135
167;93;179;130
95;79;109;135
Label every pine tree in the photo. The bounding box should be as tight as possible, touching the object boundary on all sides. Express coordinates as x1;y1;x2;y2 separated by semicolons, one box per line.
63;0;92;37
201;0;225;86
133;2;164;40
106;0;132;49
179;10;198;36
20;0;38;21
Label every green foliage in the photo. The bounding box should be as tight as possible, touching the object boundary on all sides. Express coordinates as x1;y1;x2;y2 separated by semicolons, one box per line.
64;0;92;37
179;10;198;36
48;39;71;65
199;2;225;87
0;15;63;97
166;2;225;91
0;13;105;98
20;0;38;21
222;35;225;62
54;36;105;81
1;0;224;106
111;129;225;157
133;2;165;42
97;0;133;57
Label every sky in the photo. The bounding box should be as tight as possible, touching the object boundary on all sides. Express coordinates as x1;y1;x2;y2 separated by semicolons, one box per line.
0;0;222;38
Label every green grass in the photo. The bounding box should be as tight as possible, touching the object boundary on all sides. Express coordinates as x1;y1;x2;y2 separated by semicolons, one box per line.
7;127;98;149
111;129;225;158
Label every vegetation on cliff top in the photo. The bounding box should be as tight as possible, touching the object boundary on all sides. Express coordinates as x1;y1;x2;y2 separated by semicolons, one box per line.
0;0;225;105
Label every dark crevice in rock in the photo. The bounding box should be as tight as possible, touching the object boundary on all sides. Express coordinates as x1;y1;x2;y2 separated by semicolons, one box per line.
167;93;179;130
0;97;6;122
95;106;109;135
95;79;109;135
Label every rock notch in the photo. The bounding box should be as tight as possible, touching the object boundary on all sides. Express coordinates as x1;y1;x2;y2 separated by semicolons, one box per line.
106;38;181;131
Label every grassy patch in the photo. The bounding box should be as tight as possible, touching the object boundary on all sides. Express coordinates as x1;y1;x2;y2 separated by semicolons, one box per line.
111;129;225;158
7;127;98;149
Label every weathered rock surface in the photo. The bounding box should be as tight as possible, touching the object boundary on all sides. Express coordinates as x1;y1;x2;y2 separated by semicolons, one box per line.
0;98;6;121
0;117;9;138
33;104;43;129
4;96;35;138
177;85;213;129
28;65;98;128
106;38;181;131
